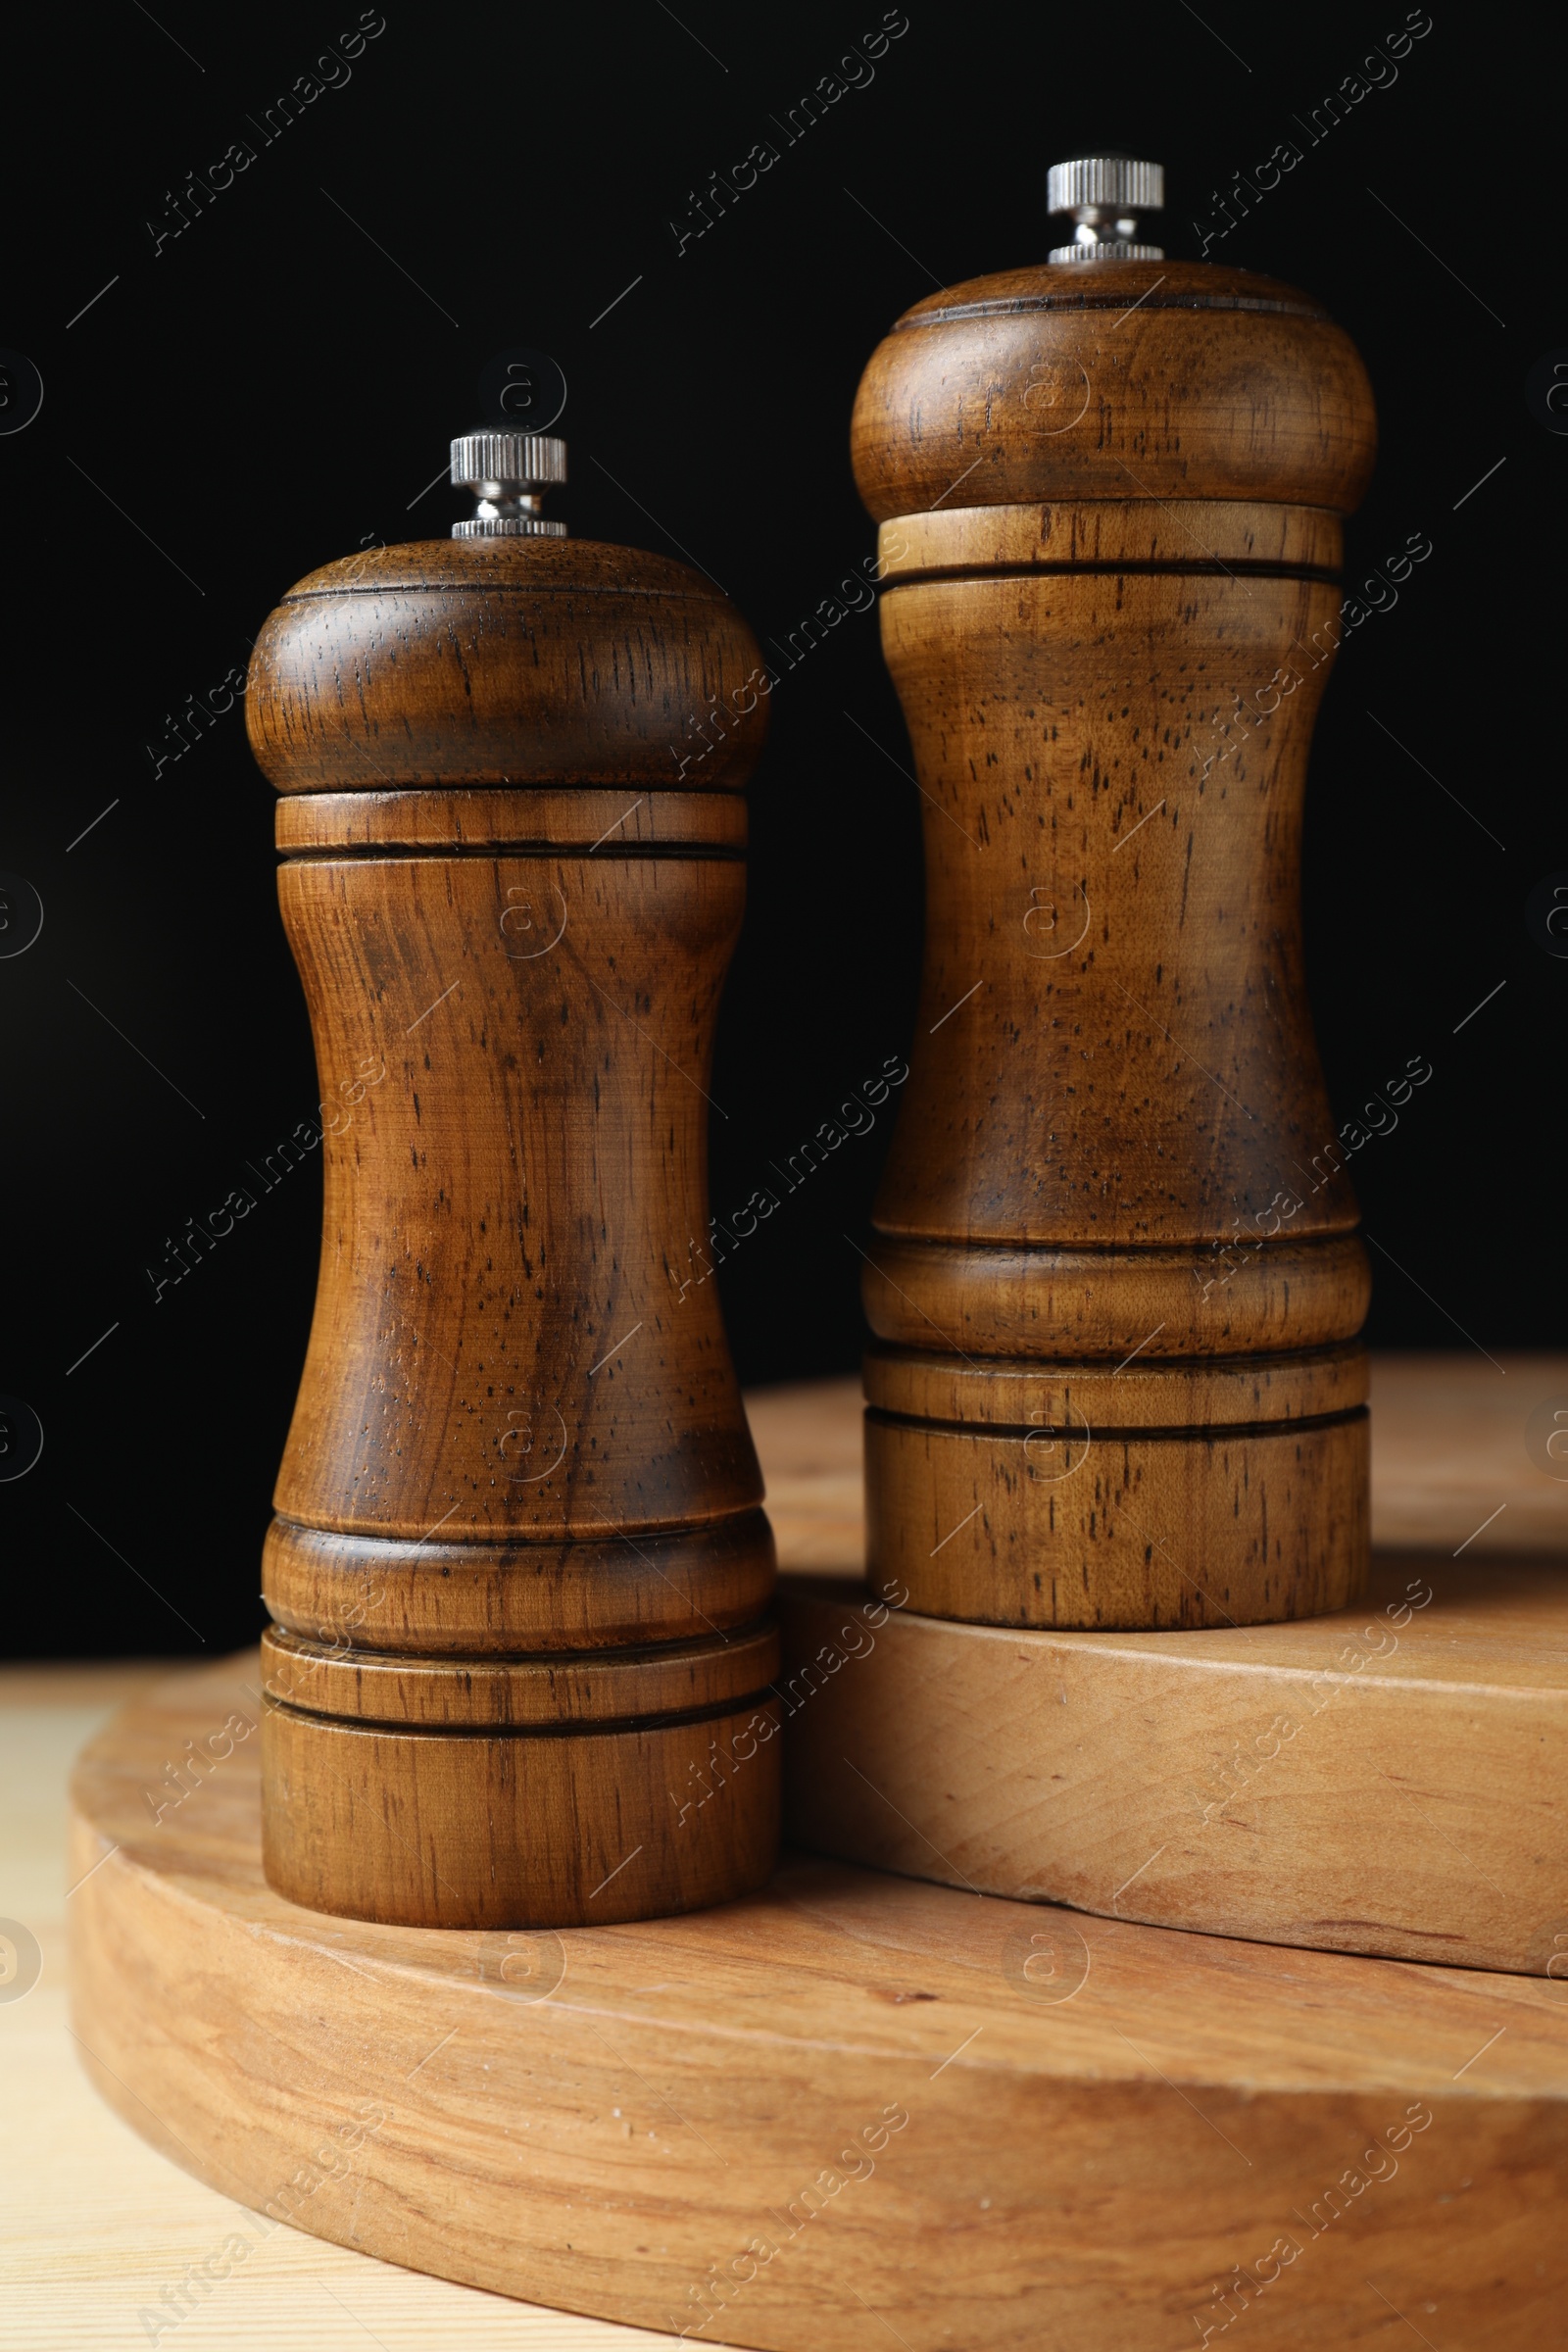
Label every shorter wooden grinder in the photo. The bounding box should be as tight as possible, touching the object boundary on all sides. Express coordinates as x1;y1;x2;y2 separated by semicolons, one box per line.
853;158;1379;1631
248;430;780;1927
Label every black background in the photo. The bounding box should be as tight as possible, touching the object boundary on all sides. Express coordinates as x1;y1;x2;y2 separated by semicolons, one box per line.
1;1;1559;1655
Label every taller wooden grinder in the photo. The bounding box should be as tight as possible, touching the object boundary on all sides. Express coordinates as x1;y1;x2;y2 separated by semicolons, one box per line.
853;157;1379;1629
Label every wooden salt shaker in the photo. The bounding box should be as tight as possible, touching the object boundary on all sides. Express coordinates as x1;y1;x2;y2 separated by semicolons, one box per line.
853;158;1378;1630
248;430;780;1925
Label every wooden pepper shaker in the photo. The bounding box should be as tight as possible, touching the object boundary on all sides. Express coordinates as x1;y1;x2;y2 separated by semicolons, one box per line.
852;158;1378;1630
248;430;780;1926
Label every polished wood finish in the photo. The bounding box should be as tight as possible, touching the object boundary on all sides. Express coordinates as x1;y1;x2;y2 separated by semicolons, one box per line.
263;1692;781;1932
851;262;1376;518
748;1355;1568;1574
69;1655;1568;2350
260;1622;782;1930
7;1660;645;2351
262;1512;773;1652
864;1339;1368;1426
244;532;777;1927
858;1234;1372;1353
249;538;762;792
275;785;749;854
850;256;1380;1627
864;1402;1369;1628
270;852;758;1544
875;498;1345;579
863;1343;1370;1629
261;1619;780;1727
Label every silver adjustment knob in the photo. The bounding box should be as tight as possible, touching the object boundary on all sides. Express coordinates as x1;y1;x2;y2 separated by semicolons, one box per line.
1047;155;1164;264
450;431;567;538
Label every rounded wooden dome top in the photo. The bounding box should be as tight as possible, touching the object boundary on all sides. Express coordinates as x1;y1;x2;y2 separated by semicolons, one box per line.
852;258;1377;522
247;536;766;794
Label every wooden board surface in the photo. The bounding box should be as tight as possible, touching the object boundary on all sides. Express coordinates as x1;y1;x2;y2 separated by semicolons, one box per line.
63;1656;1568;2349
1367;1351;1568;1550
9;1356;1567;2344
780;1550;1568;1973
776;1352;1568;1971
1;1662;654;2351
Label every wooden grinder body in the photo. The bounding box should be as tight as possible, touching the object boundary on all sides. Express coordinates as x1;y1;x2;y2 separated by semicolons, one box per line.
853;260;1379;1630
247;536;779;1926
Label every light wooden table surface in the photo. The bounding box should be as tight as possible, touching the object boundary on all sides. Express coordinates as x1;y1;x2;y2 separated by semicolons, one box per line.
3;1353;1563;2349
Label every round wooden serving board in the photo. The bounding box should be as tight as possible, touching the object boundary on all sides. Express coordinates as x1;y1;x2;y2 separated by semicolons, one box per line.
70;1659;1567;2349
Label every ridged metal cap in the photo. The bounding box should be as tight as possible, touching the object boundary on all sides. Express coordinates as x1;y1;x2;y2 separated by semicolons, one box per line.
1047;154;1165;265
1047;157;1164;215
450;431;568;538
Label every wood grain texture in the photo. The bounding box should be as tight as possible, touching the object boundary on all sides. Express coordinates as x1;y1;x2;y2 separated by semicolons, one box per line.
865;1339;1368;1425
746;1351;1568;1592
68;1657;1568;2350
851;255;1381;1629
2;1662;663;2351
850;261;1377;519
766;1355;1568;1972
271;852;759;1546
259;1625;782;1929
877;499;1345;579
23;1365;1565;2348
860;1236;1372;1354
275;787;749;854
248;538;765;792
864;1343;1373;1624
779;1551;1568;1974
261;1620;780;1726
263;1694;781;1931
864;1402;1368;1628
246;531;777;1926
264;1511;775;1652
869;571;1358;1246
